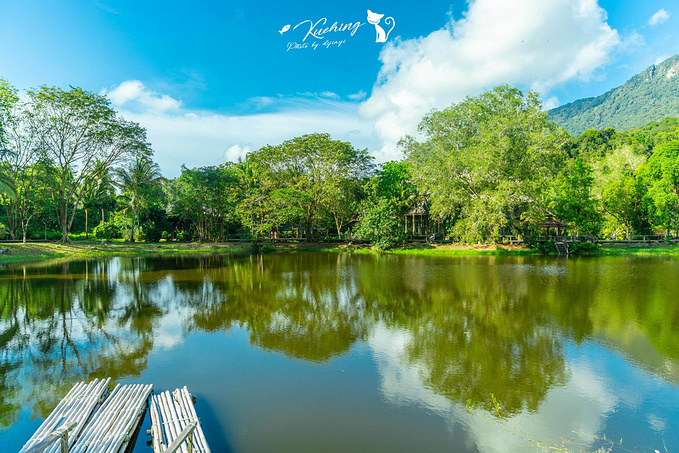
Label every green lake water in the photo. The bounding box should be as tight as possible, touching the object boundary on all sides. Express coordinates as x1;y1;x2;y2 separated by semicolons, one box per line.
1;252;678;452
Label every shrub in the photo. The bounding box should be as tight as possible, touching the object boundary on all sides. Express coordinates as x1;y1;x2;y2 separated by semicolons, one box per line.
93;221;121;241
568;241;600;255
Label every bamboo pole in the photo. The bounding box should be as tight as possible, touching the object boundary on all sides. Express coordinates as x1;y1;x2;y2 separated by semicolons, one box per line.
21;379;110;453
149;388;210;453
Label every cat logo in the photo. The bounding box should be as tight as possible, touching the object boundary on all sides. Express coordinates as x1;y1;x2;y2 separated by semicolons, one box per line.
367;10;395;43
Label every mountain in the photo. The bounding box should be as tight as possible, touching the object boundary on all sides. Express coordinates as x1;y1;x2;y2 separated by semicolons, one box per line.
549;54;679;136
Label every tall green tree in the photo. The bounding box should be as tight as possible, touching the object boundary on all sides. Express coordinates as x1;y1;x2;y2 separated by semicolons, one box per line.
170;165;239;241
115;157;163;242
403;85;568;243
246;133;373;240
82;160;117;239
0;79;18;199
551;158;602;236
27;86;151;242
639;140;679;234
594;145;649;238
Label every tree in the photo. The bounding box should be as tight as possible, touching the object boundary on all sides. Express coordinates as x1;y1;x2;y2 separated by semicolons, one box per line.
551;158;602;236
82;160;117;238
246;133;373;240
169;165;239;241
403;85;568;243
602;174;648;239
594;145;649;238
355;188;405;250
115;157;163;242
0;79;18;199
1;78;48;241
27;86;151;242
639;140;679;234
353;162;417;249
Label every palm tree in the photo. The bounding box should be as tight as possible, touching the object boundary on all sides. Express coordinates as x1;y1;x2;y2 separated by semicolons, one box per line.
83;160;116;238
115;157;163;242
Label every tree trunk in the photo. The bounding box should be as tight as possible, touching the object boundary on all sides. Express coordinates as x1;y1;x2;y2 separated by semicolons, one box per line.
61;225;71;243
85;209;88;240
131;206;136;242
59;204;71;243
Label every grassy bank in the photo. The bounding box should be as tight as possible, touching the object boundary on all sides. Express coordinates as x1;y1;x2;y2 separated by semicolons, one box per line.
2;240;678;265
0;241;249;265
281;242;537;256
599;242;679;256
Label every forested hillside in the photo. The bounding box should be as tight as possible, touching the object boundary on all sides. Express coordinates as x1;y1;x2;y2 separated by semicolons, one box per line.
549;55;679;135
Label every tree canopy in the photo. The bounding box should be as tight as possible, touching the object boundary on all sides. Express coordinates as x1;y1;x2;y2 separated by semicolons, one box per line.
403;85;569;242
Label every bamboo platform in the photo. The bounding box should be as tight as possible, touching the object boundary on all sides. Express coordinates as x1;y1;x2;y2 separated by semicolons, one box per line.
20;379;153;453
149;387;210;453
19;378;111;453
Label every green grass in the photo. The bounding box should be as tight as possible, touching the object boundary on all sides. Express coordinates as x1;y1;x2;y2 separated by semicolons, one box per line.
386;247;539;256
0;241;249;265
285;243;538;256
3;240;678;265
599;244;679;256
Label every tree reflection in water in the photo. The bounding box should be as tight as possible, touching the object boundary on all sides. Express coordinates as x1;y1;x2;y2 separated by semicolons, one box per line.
1;252;678;434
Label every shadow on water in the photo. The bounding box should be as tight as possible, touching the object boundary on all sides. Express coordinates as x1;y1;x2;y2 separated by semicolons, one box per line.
193;395;233;453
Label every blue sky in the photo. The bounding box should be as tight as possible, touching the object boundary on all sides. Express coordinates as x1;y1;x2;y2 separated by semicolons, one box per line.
1;0;677;175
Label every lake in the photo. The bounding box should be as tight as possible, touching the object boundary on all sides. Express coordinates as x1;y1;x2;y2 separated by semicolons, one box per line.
1;252;678;452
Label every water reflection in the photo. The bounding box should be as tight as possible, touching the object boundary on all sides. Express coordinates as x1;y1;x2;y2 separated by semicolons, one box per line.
0;253;678;452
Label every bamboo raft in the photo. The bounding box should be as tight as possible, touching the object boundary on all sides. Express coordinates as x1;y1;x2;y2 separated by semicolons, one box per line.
19;380;209;453
149;387;210;453
19;379;112;453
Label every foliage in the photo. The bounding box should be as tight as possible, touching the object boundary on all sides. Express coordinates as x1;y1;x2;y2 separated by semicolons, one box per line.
0;79;19;199
549;54;679;135
244;133;373;240
639;140;679;233
8;75;679;248
551;158;602;236
138;205;170;242
354;179;405;250
170;164;240;241
404;85;568;243
27;85;152;242
115;157;163;242
93;220;120;241
567;241;600;255
373;161;418;215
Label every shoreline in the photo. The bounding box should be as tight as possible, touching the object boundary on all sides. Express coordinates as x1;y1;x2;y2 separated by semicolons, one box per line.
1;241;678;266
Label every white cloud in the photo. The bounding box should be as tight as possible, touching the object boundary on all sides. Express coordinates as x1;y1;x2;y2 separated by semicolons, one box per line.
348;90;367;101
543;96;560;111
648;9;670;26
369;323;620;452
359;0;622;161
104;0;626;176
223;144;252;162
319;91;340;99
103;80;182;112
654;54;671;65
113;97;380;177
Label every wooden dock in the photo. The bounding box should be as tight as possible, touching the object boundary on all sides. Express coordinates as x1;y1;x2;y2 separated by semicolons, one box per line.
149;387;210;453
19;380;208;453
